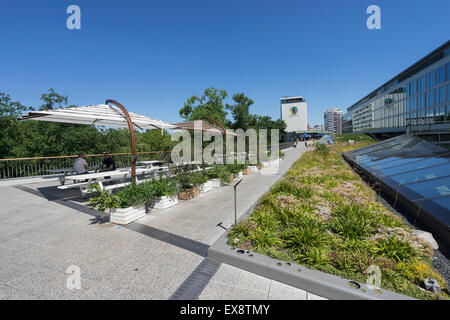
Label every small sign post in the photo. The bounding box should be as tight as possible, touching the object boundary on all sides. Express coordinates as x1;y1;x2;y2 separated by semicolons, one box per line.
233;179;243;227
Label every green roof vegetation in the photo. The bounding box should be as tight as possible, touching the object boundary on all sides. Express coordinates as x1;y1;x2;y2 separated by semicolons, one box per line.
333;133;376;143
228;140;448;300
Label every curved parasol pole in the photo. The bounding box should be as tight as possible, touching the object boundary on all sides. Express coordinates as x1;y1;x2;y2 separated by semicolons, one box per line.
105;99;137;184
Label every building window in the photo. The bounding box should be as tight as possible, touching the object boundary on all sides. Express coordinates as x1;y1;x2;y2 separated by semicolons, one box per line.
426;70;435;89
427;89;435;107
418;76;424;92
438;86;445;104
447;83;450;102
447;62;450;82
437;65;445;84
418;93;425;109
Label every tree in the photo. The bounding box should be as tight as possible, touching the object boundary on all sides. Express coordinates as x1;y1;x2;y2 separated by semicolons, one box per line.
136;128;175;153
179;87;228;125
0;93;32;117
39;88;70;110
0;93;33;158
226;93;254;130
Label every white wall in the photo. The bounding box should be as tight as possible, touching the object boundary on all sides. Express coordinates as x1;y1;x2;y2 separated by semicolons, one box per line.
281;101;307;132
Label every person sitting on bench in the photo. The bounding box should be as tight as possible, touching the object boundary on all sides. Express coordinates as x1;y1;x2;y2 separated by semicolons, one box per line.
74;152;89;174
99;152;116;172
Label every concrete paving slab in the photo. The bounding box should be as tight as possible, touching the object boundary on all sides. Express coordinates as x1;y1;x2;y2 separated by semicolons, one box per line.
267;280;307;300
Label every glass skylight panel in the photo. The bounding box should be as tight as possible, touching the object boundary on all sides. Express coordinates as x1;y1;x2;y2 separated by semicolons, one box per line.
370;157;426;171
343;134;450;241
406;176;450;199
378;156;450;176
388;163;450;185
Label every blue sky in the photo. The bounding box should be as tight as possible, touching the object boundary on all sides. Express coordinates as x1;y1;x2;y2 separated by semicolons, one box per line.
0;0;449;126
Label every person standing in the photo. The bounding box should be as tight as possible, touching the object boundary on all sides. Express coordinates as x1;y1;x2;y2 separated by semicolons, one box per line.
74;152;89;174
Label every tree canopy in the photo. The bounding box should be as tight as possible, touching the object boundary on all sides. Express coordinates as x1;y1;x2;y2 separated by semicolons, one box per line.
180;88;287;141
0;87;286;159
0;89;174;159
179;87;229;125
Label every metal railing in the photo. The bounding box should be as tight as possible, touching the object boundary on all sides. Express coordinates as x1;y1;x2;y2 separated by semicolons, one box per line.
0;151;170;180
0;142;293;180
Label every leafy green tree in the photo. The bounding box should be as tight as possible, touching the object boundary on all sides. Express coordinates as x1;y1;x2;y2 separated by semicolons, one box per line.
179;87;228;125
0;93;32;117
39;88;70;110
226;93;254;130
0;93;33;158
136;128;175;152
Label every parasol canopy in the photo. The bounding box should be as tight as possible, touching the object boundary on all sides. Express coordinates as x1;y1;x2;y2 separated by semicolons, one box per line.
19;104;174;130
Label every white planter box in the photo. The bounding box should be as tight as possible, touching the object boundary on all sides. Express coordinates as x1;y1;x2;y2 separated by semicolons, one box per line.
210;178;221;188
199;181;213;193
110;204;146;225
151;195;178;209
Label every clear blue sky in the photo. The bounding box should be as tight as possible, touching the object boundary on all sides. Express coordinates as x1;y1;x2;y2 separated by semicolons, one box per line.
1;0;449;127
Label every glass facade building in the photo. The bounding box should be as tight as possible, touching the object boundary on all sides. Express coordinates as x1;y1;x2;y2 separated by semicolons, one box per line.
347;41;450;134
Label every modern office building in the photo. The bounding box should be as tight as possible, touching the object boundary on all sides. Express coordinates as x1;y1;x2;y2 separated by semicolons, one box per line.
324;108;344;134
346;41;450;138
280;96;308;133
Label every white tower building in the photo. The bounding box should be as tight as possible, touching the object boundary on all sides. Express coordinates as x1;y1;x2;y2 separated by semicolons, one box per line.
280;96;308;132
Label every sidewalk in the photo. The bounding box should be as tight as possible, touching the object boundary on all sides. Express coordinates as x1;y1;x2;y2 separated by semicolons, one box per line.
0;145;324;299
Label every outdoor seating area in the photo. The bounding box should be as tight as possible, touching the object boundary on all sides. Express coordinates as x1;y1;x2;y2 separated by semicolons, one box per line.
54;157;283;225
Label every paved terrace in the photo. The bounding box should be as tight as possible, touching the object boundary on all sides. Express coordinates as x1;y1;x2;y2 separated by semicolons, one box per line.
0;145;325;300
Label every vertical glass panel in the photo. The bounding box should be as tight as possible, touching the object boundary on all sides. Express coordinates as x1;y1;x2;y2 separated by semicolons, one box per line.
447;62;450;82
447;84;450;102
439;86;445;104
439;66;445;84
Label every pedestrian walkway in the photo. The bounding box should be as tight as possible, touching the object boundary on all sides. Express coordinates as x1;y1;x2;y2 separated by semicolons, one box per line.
0;145;325;299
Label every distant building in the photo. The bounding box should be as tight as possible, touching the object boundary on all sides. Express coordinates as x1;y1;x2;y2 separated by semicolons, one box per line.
280;96;308;133
313;124;324;131
346;40;450;136
324;108;344;134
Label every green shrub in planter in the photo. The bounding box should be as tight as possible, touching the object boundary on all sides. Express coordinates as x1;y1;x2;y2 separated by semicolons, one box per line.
115;181;155;208
88;181;156;213
176;172;198;189
227;163;245;174
88;190;120;214
151;177;179;197
205;165;232;183
193;171;209;185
